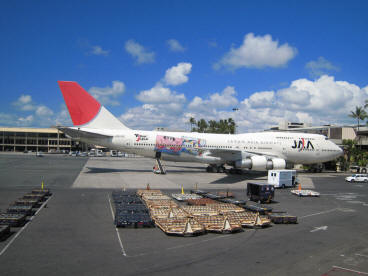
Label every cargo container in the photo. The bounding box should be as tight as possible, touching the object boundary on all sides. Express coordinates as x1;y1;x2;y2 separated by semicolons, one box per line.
268;170;297;188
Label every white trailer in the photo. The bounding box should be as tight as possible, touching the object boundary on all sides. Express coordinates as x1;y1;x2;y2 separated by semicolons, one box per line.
268;170;297;188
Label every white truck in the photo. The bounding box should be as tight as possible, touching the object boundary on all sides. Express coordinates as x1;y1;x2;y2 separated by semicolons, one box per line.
268;170;297;188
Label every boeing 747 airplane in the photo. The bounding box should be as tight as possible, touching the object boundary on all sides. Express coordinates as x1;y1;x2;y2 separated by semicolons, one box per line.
57;81;343;173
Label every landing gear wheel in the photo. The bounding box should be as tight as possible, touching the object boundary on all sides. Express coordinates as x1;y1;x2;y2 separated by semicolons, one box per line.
206;165;216;173
217;166;224;173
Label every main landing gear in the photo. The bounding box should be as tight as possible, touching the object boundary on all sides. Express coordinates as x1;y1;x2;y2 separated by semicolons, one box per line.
206;164;243;174
206;164;225;173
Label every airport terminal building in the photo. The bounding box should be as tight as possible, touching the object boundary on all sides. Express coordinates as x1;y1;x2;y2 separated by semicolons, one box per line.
0;127;84;153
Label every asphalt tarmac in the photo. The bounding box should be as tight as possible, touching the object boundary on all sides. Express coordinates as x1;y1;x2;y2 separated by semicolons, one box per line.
0;154;367;276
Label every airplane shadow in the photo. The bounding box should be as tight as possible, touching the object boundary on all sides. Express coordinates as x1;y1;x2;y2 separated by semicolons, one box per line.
209;172;267;184
85;167;153;173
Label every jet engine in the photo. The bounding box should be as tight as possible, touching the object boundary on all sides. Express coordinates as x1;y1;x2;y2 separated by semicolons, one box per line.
234;156;286;171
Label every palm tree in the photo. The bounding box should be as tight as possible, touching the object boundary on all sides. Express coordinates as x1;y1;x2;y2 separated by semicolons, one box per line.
349;106;367;132
364;99;368;109
189;117;196;132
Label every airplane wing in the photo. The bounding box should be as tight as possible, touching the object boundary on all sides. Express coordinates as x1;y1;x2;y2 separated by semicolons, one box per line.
56;126;113;139
206;148;282;161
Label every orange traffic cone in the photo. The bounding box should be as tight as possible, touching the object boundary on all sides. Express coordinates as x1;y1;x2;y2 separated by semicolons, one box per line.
298;183;302;191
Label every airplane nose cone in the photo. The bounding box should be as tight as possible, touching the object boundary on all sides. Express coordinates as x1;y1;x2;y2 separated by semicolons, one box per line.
336;146;343;158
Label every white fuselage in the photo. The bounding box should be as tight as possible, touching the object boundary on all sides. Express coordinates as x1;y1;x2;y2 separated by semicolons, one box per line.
69;127;342;166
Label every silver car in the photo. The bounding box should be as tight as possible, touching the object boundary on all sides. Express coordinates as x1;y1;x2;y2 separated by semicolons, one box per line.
345;174;368;182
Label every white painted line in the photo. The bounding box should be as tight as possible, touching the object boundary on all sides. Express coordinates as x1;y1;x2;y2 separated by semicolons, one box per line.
332;265;368;275
107;194;127;257
0;195;52;257
356;253;368;258
310;226;328;233
299;208;338;219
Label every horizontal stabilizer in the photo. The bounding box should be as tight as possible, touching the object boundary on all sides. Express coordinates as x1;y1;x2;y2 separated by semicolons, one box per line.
57;127;113;139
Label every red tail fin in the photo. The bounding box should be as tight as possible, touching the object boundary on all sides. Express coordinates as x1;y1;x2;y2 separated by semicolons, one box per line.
57;81;101;126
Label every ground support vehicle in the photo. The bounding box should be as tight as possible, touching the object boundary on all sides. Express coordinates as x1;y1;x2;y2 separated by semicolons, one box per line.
268;170;297;188
247;183;275;203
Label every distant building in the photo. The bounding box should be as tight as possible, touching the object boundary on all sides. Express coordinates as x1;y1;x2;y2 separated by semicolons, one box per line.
0;127;87;152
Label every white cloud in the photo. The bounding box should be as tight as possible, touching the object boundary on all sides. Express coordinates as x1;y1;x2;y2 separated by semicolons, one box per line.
164;62;192;86
13;94;37;111
125;40;155;64
167;39;186;52
17;115;34;126
120;75;368;133
215;33;297;70
136;83;186;104
188;86;238;112
89;81;125;106
248;91;275;107
35;106;54;117
305;57;339;78
90;45;109;56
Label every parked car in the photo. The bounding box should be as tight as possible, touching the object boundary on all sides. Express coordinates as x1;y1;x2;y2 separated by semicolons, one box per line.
345;174;368;182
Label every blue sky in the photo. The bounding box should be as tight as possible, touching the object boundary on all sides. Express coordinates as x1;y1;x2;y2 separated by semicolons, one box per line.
1;0;368;132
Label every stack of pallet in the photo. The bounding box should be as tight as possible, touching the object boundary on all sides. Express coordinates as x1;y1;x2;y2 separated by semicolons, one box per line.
113;190;154;228
0;188;52;241
139;189;205;236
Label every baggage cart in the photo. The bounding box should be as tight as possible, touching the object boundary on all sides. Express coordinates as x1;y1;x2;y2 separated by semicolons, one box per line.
0;225;11;241
14;199;39;208
241;204;273;215
269;213;298;224
32;188;52;196
7;205;34;216
0;213;27;227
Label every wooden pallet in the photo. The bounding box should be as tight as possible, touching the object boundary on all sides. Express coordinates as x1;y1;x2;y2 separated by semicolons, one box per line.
186;198;218;206
194;215;242;233
182;206;219;216
137;189;163;196
207;203;245;214
154;217;205;236
150;207;188;219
